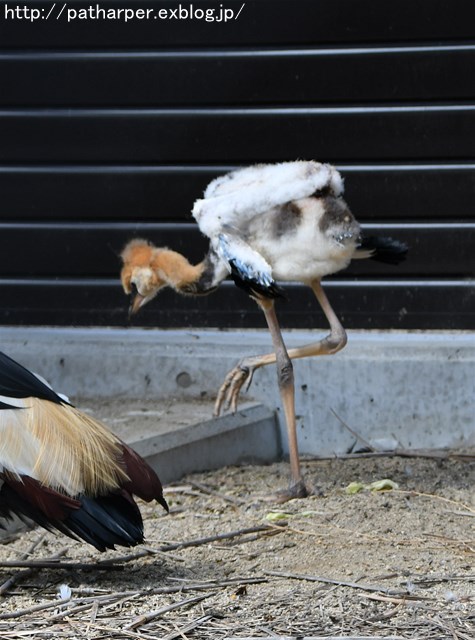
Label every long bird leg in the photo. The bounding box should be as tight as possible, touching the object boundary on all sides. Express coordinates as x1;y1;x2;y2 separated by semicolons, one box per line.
253;297;308;500
214;279;347;416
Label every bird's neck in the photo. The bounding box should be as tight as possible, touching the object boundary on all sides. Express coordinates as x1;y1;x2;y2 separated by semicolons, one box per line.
157;250;203;289
158;250;216;295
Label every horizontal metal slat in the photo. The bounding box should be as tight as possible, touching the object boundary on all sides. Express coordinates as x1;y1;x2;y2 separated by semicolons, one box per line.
0;107;474;163
0;279;473;330
0;223;207;277
0;0;473;48
0;222;472;278
0;165;474;221
2;47;475;107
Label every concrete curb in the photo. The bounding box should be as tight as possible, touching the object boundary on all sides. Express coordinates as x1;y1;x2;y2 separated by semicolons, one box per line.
128;402;280;484
1;327;474;454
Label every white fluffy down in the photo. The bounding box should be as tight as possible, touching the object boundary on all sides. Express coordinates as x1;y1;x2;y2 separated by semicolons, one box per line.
192;161;344;239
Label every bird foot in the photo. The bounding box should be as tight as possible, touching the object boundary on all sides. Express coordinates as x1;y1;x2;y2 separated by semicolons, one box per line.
214;357;261;416
264;479;310;504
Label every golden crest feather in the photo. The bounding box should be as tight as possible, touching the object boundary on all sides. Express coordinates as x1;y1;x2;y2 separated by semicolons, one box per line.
1;398;128;496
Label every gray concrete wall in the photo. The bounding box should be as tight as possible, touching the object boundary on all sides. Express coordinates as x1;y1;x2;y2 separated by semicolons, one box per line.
1;327;474;455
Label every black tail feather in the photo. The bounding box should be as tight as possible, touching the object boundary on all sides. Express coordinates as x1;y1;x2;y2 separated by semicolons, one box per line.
0;482;145;551
359;236;408;265
64;494;144;551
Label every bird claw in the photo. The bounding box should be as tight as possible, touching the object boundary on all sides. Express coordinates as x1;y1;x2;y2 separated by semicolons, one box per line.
214;358;259;417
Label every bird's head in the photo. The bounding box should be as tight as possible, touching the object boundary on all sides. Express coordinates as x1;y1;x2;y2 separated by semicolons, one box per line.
120;239;203;315
120;239;168;315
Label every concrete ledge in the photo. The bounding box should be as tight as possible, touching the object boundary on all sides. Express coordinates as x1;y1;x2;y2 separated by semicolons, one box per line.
1;327;474;455
127;403;280;484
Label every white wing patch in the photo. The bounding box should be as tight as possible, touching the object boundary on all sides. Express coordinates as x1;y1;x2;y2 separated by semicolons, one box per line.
193;161;344;238
0;407;43;478
216;233;274;288
0;395;29;409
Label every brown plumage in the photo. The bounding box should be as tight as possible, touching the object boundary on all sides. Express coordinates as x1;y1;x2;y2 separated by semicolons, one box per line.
0;350;168;551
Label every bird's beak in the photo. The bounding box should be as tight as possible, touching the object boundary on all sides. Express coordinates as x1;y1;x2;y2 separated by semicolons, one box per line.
129;292;146;317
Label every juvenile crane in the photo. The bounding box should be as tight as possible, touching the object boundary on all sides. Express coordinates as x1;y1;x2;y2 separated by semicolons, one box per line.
0;350;168;550
121;161;407;499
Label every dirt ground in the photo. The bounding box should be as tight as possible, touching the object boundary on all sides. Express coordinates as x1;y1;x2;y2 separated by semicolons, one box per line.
1;453;474;639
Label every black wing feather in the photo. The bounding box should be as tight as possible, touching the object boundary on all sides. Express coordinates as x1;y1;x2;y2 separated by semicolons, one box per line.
229;260;286;300
63;494;144;551
0;351;65;405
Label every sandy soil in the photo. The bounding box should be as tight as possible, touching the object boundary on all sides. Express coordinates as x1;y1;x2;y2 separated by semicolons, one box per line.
1;453;474;639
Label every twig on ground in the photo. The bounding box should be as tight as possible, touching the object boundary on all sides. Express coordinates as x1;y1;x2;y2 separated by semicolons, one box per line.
0;544;67;596
47;591;143;622
96;548;154;566
101;592;141;613
361;592;430;605
363;603;405;624
264;570;409;596
77;623;162;640
330;409;377;452
0;559;124;571
429;617;474;640
163;485;195;494
160;576;268;590
126;593;213;630
158;525;281;552
161;614;214;640
48;601;97;622
141;546;185;563
86;599;99;630
0;594;72;619
413;574;475;584
225;637;406;640
222;528;284;546
305;448;475;462
393;490;475;514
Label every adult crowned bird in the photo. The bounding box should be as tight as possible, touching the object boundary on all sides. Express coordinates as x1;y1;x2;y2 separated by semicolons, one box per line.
0;350;168;551
121;161;407;500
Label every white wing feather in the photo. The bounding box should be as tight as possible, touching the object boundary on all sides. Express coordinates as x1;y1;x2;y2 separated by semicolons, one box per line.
0;402;43;478
215;233;274;288
192;161;343;238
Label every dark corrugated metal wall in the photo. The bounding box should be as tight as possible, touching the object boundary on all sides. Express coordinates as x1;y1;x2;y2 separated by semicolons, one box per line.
0;0;474;329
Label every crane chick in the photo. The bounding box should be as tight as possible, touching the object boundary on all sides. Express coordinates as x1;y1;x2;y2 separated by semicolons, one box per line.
120;161;407;500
